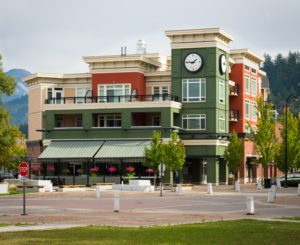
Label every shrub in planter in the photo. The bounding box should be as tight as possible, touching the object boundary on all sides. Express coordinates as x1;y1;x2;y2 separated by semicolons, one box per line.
9;184;17;193
280;179;300;187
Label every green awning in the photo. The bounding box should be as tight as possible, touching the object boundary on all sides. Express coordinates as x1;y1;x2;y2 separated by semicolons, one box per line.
94;140;150;160
38;140;104;160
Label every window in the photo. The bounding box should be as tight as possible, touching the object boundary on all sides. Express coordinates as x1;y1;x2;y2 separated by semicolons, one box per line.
76;88;90;104
153;86;169;101
251;102;257;121
98;84;130;103
152;116;160;126
55;116;63;127
245;124;251;133
252;68;257;74
47;88;52;99
245;100;250;119
245;65;250;71
182;114;206;130
251;77;257;96
245;75;250;94
182;78;206;102
75;116;82;127
98;114;121;127
55;114;82;128
219;80;225;103
219;116;225;132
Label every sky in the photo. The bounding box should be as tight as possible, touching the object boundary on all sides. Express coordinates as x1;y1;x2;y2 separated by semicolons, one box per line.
0;0;299;73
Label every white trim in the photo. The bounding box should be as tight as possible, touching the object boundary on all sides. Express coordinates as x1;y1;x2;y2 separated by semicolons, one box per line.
251;77;257;96
182;140;228;146
182;114;206;130
219;116;226;132
245;74;250;95
182;78;206;102
170;42;230;53
245;99;250;120
43;101;182;111
251;101;257;121
219;80;225;104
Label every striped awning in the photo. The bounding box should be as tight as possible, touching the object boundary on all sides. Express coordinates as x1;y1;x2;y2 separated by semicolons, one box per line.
94;140;150;160
38;140;104;160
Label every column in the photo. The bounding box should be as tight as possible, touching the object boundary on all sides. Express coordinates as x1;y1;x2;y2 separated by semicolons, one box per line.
219;158;228;185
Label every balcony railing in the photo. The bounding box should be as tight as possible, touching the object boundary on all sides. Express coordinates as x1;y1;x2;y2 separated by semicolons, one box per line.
229;109;239;122
45;94;179;104
229;84;239;96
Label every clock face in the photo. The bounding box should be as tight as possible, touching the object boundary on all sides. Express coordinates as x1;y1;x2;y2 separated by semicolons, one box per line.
220;54;227;74
184;53;203;72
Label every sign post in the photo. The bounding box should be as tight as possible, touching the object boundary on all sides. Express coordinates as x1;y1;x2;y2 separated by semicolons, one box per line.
158;163;166;197
19;162;29;216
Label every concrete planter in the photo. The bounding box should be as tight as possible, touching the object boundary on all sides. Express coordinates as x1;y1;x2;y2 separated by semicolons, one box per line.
0;184;9;194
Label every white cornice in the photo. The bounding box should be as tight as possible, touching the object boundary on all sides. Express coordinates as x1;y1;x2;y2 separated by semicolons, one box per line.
43;101;182;111
144;71;171;77
23;73;91;83
230;49;264;64
83;54;162;68
170;41;230;53
182;139;228;146
165;28;234;42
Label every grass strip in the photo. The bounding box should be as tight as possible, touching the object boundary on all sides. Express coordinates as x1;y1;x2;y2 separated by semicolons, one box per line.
0;220;299;244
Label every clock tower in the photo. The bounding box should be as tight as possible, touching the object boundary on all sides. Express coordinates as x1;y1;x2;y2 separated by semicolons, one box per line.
165;28;233;185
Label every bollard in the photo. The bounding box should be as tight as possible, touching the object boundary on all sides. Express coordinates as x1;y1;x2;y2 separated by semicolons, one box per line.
114;191;120;212
96;186;100;199
267;189;274;203
207;183;213;195
235;181;240;192
271;185;276;198
246;196;255;215
257;178;262;190
298;183;300;196
177;185;183;196
276;178;281;188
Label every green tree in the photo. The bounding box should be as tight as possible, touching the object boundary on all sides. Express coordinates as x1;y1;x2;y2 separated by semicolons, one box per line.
0;54;26;170
250;97;277;177
275;110;300;171
162;131;186;189
262;51;300;115
0;54;16;99
224;131;244;180
144;131;164;186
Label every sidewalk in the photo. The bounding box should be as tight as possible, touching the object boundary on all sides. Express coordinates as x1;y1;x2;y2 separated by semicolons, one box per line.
0;184;299;231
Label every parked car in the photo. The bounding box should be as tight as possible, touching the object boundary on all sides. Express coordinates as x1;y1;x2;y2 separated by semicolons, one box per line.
280;173;300;187
0;172;14;182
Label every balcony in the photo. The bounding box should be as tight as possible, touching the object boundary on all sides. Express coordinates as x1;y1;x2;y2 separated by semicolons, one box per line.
229;110;239;122
229;85;239;96
45;94;179;104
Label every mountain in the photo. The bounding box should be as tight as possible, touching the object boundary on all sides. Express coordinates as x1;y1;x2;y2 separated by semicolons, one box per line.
2;69;31;103
2;69;31;138
4;95;28;125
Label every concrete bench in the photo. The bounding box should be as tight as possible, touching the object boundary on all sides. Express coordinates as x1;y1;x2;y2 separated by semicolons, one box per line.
94;183;114;190
57;185;87;192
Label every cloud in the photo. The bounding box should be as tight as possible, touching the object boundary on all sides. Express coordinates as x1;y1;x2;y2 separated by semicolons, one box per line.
0;0;299;73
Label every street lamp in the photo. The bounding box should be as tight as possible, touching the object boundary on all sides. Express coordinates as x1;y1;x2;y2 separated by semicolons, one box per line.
284;94;297;188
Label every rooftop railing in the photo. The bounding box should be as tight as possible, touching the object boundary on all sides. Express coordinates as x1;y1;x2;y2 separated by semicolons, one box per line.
229;84;239;96
229;109;239;122
45;94;179;104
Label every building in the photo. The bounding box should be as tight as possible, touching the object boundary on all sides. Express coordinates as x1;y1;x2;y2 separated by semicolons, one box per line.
25;28;271;185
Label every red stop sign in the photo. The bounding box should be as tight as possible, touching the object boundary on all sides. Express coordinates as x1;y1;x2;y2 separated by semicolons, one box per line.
19;162;29;177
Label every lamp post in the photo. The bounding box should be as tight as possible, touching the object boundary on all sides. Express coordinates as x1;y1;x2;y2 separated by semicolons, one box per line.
284;94;297;188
